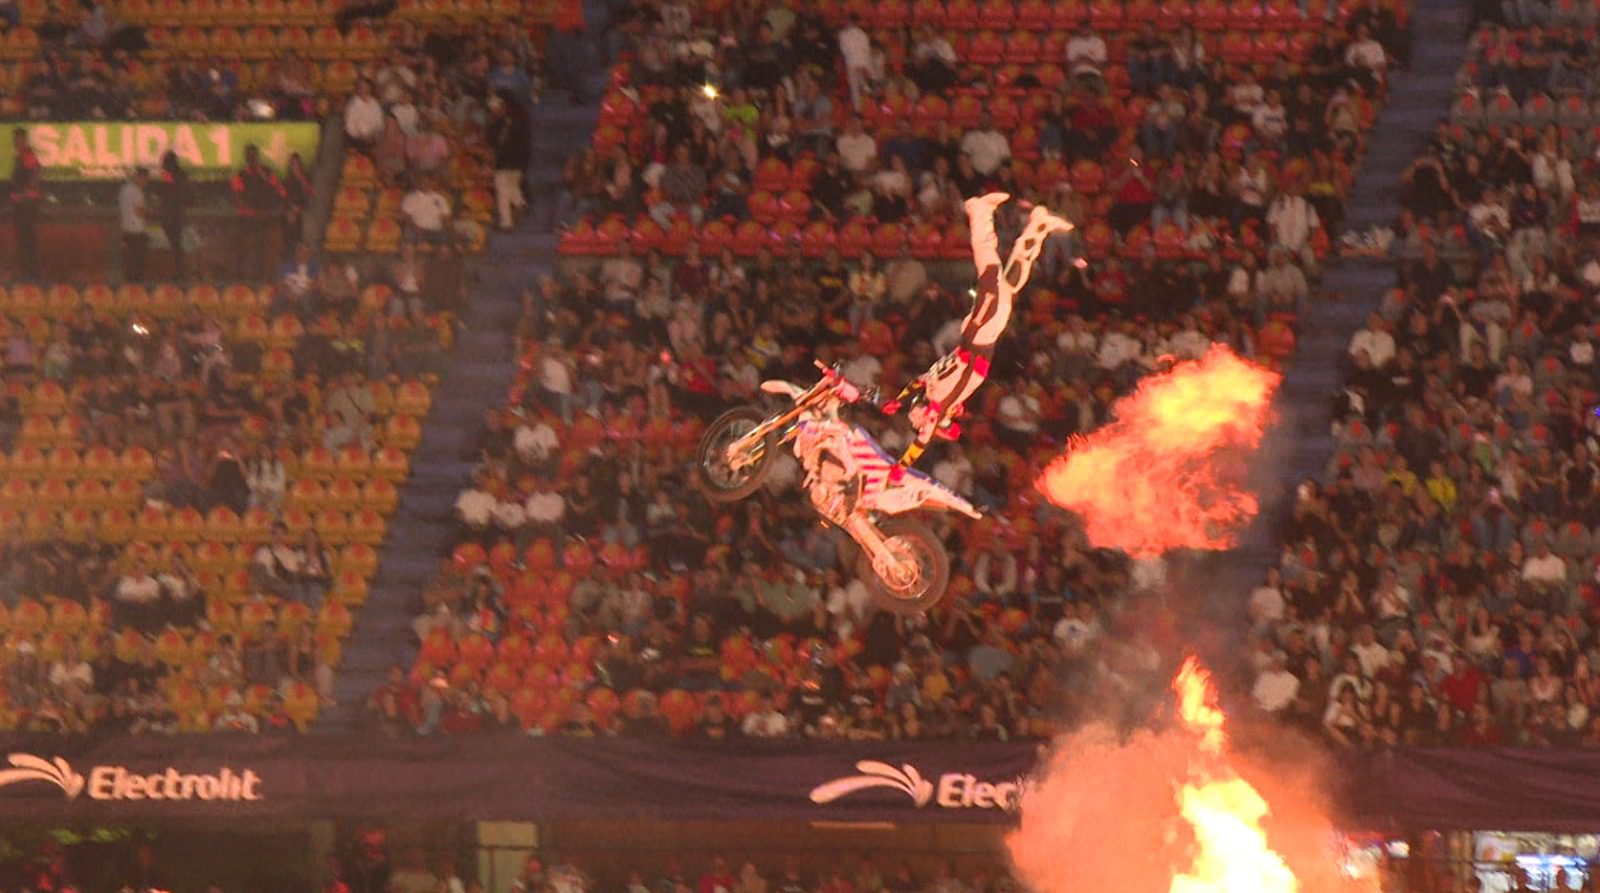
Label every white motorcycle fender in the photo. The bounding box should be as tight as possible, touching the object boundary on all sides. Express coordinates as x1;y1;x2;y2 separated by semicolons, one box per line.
869;475;984;520
760;380;806;400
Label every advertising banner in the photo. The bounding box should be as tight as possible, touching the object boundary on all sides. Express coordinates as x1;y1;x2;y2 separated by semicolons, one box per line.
1;121;321;181
0;736;1585;830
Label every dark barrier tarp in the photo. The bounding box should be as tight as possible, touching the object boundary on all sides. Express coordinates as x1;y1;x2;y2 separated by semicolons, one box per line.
0;735;1042;822
1338;747;1600;833
0;736;1592;830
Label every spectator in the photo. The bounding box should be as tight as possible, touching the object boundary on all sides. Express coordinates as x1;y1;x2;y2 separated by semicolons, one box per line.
488;96;530;231
652;144;708;226
741;693;790;738
401;176;455;245
118;167;149;284
960;111;1011;177
345;80;385;144
154;150;189;281
7;127;41;280
230;144;287;281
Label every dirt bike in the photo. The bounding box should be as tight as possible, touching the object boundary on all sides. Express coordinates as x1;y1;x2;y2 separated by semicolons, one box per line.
695;363;981;613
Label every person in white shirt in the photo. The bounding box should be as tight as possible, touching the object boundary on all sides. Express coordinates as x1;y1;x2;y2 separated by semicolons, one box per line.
835;117;878;173
959;112;1012;175
214;692;261;732
48;643;93;693
1467;186;1510;246
454;472;497;530
1251;91;1289;146
491;494;527;533
1347;313;1396;368
1351;624;1392;678
840;339;882;389
119;167;149;283
343;80;384;143
838;14;873;109
1343;25;1387;81
1248;568;1286;628
253;523;305;598
1252;654;1300;713
824;569;872;636
1260;248;1309;312
1064;26;1107;78
1570;324;1595;368
599;242;644;306
401;178;453;244
740;694;791;737
1522;540;1568;587
390;87;419;135
1228;73;1266;117
1169;314;1211;360
116;560;162;604
537;343;575;420
1266;184;1320;267
911;25;957;90
514;412;560;466
524;478;565;534
1097;323;1143;372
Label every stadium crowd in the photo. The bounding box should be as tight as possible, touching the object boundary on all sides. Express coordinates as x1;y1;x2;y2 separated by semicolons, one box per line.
368;0;1410;737
337;846;1021;893
1247;16;1600;747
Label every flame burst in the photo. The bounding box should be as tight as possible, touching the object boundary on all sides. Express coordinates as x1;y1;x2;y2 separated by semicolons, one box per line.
1009;657;1367;893
1170;657;1298;893
1036;345;1280;556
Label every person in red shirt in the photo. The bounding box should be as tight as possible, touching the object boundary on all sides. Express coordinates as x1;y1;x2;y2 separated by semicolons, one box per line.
1439;653;1486;715
696;855;736;893
1458;703;1503;747
229;143;287;281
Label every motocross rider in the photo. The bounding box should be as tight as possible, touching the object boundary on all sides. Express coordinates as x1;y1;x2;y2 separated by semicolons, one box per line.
884;192;1074;470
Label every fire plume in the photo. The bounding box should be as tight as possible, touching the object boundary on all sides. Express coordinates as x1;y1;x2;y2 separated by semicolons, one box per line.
1009;656;1368;893
1170;657;1298;893
1035;345;1280;556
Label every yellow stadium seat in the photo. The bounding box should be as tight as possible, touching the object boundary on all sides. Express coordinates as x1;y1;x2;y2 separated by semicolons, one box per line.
340;153;377;188
327;477;360;512
324;216;362;253
364;218;401;253
121;447;156;480
373;447;408;481
314;509;351;545
73;479;109;509
44;284;79;317
360;477;396;513
286;478;327;513
382;414;421;449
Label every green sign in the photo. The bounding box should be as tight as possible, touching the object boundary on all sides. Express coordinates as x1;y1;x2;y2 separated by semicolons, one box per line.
1;121;323;181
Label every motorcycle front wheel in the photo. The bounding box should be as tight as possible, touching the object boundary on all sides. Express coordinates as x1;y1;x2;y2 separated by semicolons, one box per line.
696;406;778;503
857;517;951;614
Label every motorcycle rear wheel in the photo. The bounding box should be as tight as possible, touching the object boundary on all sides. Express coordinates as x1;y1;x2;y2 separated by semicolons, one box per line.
857;517;951;614
696;406;777;503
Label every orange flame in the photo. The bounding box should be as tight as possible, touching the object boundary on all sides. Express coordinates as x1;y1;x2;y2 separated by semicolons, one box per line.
1035;345;1280;557
1171;656;1299;893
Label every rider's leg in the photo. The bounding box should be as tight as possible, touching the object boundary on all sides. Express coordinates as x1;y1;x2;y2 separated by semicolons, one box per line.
964;192;1009;276
1000;206;1076;292
896;350;988;468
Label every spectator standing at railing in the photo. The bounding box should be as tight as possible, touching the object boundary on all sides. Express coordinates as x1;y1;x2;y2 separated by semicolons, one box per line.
155;150;189;282
7;127;41;281
489;95;531;231
231;144;288;281
118;167;150;285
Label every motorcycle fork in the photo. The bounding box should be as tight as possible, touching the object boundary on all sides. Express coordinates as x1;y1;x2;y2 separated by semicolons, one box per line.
727;405;803;466
844;513;901;574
